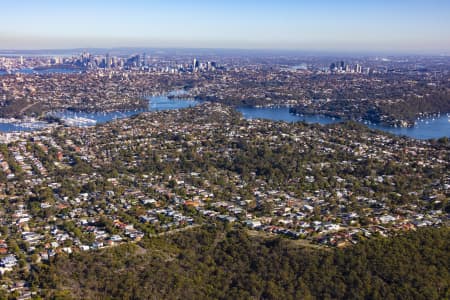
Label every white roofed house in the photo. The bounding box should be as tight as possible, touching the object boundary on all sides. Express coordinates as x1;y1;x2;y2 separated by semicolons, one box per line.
0;254;18;274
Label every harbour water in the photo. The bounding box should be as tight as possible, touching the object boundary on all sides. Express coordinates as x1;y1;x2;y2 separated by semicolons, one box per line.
238;106;450;139
0;68;82;75
50;95;199;125
0;94;449;140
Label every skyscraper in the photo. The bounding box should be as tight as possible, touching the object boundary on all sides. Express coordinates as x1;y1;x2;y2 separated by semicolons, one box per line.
356;64;362;73
105;53;111;69
193;58;199;70
136;54;141;67
330;63;336;71
142;53;146;67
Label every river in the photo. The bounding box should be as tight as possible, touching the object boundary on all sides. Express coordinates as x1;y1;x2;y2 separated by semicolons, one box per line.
0;95;449;140
237;106;450;140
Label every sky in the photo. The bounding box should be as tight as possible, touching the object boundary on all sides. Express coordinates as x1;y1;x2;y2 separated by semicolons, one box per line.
0;0;449;54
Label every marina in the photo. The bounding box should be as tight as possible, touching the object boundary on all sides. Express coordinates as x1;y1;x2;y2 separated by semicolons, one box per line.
0;95;449;140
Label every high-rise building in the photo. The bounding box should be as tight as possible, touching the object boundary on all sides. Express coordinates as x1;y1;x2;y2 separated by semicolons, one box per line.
136;54;141;67
193;58;199;70
207;61;213;70
330;63;336;71
356;64;362;73
105;53;111;69
142;53;146;67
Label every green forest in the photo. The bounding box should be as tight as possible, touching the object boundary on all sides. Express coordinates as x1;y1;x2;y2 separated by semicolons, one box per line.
18;225;450;300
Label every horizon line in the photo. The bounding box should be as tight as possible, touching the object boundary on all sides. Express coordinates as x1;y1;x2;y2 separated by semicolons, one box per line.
0;46;449;57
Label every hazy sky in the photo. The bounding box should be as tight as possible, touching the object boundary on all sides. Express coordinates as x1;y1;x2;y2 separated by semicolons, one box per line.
1;0;449;54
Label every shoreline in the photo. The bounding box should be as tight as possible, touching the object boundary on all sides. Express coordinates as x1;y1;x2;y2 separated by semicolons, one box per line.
0;96;448;140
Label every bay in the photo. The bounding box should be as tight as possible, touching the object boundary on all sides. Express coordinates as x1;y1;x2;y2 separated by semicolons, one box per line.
0;94;449;140
237;106;450;139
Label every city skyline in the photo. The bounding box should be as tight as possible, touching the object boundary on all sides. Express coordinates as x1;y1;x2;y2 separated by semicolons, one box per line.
0;0;449;54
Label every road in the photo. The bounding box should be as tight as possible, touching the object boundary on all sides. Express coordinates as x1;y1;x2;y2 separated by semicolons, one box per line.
148;224;201;238
19;102;39;114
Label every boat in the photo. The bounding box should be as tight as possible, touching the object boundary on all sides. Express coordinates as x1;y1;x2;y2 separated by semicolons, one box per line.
62;116;97;126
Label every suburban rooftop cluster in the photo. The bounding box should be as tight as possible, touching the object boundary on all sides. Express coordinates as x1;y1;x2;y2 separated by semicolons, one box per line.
0;104;447;295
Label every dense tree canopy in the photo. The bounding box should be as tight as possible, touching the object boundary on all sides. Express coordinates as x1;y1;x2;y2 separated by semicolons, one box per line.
27;226;449;300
